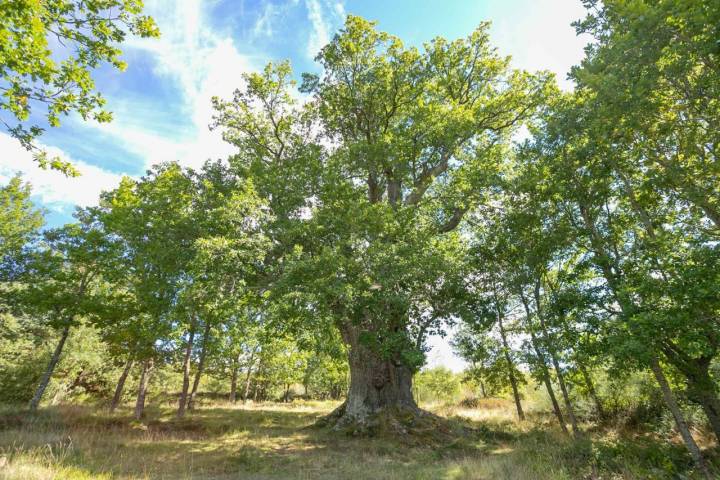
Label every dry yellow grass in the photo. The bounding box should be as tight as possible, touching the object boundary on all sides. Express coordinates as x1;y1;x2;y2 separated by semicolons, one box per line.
0;398;714;479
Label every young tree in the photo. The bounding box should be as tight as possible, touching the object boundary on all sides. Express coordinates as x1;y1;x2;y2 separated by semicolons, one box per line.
454;324;525;407
21;217;112;410
97;163;198;418
518;90;716;474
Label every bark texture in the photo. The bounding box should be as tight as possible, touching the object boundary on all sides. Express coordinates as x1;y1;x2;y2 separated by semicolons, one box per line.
324;324;418;430
29;324;71;411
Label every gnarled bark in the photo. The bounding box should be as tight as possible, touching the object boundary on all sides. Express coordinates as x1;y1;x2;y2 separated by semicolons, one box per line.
324;324;417;430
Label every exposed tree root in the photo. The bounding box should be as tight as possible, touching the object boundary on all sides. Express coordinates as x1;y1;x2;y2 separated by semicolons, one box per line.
313;401;471;445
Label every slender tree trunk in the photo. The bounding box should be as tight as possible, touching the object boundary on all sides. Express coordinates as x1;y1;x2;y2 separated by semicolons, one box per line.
579;199;712;476
29;324;71;411
243;346;258;404
326;323;417;428
618;179;720;441
134;358;153;421
229;354;240;403
284;383;291;402
110;357;134;413
187;321;211;412
177;318;197;418
520;292;568;433
498;314;525;421
650;357;711;479
243;367;254;404
534;283;580;436
579;365;605;420
549;353;580;435
534;281;580;436
533;335;568;434
479;380;486;398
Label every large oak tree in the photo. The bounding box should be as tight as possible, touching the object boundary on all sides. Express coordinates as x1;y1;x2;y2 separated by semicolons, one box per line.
213;16;550;427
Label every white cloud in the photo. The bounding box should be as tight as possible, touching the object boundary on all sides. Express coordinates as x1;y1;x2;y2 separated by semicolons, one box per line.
489;0;591;90
0;133;124;210
305;0;329;59
333;1;346;19
90;0;259;171
253;1;281;38
305;0;345;59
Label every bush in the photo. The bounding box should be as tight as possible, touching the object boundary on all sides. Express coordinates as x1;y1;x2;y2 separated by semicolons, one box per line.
414;367;462;404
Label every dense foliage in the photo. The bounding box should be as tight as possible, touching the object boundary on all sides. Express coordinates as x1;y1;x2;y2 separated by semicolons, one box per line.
1;1;719;477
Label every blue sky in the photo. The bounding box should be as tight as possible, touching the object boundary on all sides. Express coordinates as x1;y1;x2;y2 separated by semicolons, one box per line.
0;0;591;370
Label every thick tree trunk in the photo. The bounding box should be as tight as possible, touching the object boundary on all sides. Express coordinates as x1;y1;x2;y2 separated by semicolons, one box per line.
579;365;605;420
110;357;134;413
29;324;71;411
134;358;153;421
498;314;525;421
187;321;211;412
650;357;711;479
177;318;197;418
327;325;417;429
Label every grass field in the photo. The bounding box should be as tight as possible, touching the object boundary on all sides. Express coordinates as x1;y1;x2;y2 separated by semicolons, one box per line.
0;398;716;479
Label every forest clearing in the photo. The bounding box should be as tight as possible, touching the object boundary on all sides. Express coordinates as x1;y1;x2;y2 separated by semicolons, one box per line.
3;392;717;480
1;0;719;479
